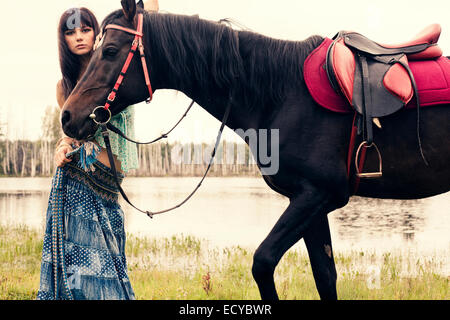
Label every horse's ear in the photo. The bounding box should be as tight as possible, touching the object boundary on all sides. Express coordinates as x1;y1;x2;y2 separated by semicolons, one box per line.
121;0;136;21
137;0;144;9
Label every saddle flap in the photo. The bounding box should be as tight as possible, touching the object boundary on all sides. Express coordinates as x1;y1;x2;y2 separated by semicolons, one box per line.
327;36;414;116
383;56;413;103
330;39;356;104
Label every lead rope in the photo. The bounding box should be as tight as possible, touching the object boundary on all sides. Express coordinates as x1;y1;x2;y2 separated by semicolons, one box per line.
106;100;195;145
101;96;233;218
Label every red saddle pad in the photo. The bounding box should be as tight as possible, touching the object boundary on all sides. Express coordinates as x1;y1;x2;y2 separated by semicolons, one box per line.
304;38;450;113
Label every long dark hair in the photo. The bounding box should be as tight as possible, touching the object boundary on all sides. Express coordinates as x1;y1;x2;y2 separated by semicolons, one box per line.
58;7;100;100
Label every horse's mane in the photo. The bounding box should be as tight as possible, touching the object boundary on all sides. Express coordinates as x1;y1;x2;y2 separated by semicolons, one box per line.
102;10;324;112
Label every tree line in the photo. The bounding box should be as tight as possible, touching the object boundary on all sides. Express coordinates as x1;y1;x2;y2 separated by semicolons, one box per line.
0;139;261;177
0;106;260;178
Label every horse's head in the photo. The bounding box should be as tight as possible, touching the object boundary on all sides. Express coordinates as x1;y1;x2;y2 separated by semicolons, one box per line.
61;0;151;140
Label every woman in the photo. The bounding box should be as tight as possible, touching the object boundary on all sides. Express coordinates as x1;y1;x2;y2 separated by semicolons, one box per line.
37;1;159;300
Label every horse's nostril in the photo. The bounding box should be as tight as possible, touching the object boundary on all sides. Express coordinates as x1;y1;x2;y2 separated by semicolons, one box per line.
61;110;71;127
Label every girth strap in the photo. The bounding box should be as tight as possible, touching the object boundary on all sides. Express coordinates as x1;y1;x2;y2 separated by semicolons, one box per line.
360;55;373;145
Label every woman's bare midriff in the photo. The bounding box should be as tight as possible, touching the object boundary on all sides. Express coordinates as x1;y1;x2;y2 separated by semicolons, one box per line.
96;147;123;173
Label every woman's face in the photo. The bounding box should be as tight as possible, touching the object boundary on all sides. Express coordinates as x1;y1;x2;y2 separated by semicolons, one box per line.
64;25;95;56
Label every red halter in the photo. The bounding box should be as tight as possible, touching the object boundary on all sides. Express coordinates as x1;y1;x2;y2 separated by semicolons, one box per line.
91;13;152;123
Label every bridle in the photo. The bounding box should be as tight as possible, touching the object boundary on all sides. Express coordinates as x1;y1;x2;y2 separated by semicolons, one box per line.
88;12;232;218
90;13;152;124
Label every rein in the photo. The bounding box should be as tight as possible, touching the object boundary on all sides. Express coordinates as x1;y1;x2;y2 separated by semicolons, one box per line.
89;13;232;218
106;99;195;145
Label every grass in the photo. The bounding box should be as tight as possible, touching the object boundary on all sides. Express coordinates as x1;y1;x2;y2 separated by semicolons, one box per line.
0;225;448;300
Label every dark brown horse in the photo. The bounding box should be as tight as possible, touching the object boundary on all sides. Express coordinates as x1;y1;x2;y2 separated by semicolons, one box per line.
61;0;450;300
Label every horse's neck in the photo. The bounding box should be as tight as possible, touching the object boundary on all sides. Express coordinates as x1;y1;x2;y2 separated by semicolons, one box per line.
147;15;317;130
148;16;247;128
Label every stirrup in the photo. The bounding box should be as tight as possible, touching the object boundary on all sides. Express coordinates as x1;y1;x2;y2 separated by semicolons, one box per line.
355;141;383;178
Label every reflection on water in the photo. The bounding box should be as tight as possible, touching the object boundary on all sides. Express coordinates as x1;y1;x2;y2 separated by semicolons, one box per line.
0;177;448;273
333;198;426;242
0;190;49;229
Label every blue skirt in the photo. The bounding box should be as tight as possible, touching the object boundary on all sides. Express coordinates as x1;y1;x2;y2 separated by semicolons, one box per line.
37;158;135;300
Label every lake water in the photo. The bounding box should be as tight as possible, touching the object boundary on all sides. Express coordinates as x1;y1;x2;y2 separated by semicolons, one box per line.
0;177;449;274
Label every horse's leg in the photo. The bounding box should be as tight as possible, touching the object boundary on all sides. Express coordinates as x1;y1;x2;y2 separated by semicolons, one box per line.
251;179;335;300
303;214;337;300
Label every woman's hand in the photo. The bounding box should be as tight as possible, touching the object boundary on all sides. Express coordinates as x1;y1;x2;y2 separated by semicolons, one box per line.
54;138;74;168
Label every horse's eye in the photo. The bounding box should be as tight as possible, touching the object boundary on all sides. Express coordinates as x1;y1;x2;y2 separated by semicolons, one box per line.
103;47;118;57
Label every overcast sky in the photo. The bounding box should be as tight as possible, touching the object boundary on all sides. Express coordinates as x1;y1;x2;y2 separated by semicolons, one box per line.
1;0;450;142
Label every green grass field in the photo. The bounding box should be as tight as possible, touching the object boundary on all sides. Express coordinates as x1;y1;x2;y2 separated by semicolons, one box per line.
0;225;448;300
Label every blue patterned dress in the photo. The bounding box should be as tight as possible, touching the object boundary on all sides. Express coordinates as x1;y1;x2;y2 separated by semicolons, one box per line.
37;107;139;300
